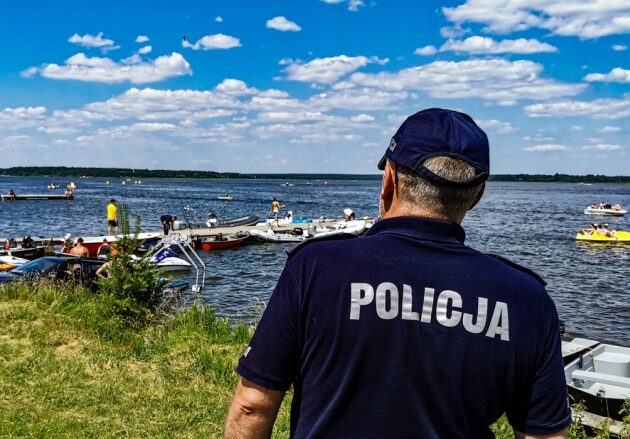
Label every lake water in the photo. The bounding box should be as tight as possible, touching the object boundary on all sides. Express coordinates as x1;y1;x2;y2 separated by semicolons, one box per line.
1;176;628;345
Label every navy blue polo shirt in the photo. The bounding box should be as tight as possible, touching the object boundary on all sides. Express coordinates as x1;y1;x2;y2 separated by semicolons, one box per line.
237;216;571;438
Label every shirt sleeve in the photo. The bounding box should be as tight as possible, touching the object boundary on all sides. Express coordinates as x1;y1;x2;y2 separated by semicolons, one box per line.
236;262;301;391
506;298;572;435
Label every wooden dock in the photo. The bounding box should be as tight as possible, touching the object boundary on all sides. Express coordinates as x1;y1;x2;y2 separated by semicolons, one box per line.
1;194;74;201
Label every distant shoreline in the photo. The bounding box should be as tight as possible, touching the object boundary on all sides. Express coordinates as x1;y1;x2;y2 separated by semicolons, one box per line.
1;167;629;183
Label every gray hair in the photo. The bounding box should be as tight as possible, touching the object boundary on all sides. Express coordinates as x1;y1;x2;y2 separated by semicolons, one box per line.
395;157;484;222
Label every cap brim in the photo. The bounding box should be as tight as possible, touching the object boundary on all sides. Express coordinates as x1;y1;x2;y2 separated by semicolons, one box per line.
377;154;387;170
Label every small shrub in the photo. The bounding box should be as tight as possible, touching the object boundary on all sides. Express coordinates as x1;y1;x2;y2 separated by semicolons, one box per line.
97;204;164;321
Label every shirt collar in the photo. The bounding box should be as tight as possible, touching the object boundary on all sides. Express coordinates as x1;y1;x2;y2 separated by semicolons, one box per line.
366;216;466;244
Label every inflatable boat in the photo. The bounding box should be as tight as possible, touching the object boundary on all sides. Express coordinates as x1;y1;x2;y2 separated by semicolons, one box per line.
576;230;630;243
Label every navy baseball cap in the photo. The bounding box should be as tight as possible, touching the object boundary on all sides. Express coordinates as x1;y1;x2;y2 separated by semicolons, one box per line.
378;108;489;188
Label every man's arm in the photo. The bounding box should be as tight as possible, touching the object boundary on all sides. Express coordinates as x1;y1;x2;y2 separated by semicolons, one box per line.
514;429;567;439
224;378;286;439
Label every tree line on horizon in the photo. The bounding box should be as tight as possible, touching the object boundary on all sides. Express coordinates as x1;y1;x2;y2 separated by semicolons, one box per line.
1;166;629;183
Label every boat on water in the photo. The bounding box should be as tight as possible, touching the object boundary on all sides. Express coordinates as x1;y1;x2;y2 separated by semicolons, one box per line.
62;232;164;258
576;230;630;243
313;219;367;237
47;183;60;189
584;207;626;216
67;182;76;189
258;211;312;227
150;250;192;272
217;194;234;201
564;342;630;421
204;214;259;228
249;228;308;243
197;232;249;251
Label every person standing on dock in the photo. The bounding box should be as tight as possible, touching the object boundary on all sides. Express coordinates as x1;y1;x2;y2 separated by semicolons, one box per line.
107;199;118;235
225;108;570;438
270;196;285;226
160;214;177;235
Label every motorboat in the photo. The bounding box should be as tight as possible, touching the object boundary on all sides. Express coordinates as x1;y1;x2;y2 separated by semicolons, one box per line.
313;219;367;237
258;211;311;226
205;213;259;228
249;228;309;243
217;194;234;201
0;255;30;269
47;183;60;189
150;250;192;272
562;337;599;365
62;232;164;258
584;207;626;216
564;342;630;421
197;232;249;251
576;230;630;243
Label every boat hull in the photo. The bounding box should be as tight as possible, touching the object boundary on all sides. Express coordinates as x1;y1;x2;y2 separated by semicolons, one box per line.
200;235;248;251
584;208;626;216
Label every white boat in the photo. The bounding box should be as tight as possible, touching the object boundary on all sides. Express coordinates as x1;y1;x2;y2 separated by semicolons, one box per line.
217;194;234;201
564;342;630;421
313;220;367;237
250;228;309;243
47;183;60;189
584;207;626;216
151;250;192;272
0;255;30;268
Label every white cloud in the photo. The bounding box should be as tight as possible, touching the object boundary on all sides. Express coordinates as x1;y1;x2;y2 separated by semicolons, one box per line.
591;143;622;151
570;125;583;131
130;122;177;131
138;46;152;55
266;16;301;32
215;16;223;23
524;95;630;119
182;34;241;50
414;45;437;56
598;126;621;133
283;55;388;84
308;88;408;111
335;59;585;104
612;44;627;51
439;36;557;54
24;52;191;84
351;114;375;122
68;32;118;51
320;0;365;11
525;144;569;152
135;35;150;43
477;119;516;134
443;0;630;39
0;106;47;130
583;67;630;83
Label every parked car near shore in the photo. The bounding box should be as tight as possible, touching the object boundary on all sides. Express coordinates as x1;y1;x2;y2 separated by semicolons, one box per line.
0;255;104;289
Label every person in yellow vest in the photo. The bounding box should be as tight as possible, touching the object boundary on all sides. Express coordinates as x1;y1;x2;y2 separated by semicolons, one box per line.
107;199;118;235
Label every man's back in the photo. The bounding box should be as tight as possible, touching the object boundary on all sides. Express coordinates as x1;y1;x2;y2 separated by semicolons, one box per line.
237;217;569;438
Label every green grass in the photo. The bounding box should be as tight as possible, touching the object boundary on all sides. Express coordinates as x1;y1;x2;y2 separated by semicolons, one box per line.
0;280;292;438
0;280;627;438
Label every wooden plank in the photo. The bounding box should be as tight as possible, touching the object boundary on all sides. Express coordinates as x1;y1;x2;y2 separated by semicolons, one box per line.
577;411;624;435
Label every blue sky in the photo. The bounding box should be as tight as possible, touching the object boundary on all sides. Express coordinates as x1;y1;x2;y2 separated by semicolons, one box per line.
0;0;628;174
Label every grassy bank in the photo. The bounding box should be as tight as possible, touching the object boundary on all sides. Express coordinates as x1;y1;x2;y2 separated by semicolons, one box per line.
0;281;627;438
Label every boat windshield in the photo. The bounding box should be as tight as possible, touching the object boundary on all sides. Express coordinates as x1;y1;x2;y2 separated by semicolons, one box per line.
12;258;61;275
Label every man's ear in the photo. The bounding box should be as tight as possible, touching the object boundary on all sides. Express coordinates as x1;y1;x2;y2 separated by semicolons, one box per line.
469;182;485;210
380;161;396;214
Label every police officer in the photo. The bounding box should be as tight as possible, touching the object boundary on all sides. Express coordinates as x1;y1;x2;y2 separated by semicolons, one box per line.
225;108;570;439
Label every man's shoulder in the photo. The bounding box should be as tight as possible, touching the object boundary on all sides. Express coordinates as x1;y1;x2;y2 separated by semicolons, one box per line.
484;253;546;287
287;233;359;260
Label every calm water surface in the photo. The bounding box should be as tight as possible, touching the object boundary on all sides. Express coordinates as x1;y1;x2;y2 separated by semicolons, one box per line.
1;177;628;345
